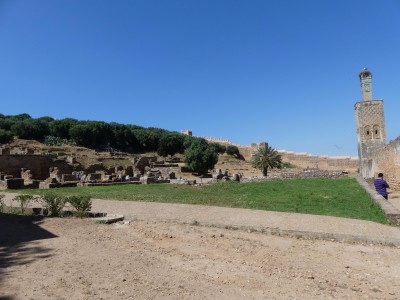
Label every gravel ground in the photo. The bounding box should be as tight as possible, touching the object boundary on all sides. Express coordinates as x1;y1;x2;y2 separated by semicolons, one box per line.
1;216;400;300
2;191;400;244
2;191;400;299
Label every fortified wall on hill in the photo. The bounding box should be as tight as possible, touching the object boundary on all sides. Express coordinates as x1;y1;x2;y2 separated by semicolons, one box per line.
188;133;359;172
238;144;358;171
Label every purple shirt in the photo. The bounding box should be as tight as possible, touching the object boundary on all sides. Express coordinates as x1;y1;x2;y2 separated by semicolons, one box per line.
374;178;389;198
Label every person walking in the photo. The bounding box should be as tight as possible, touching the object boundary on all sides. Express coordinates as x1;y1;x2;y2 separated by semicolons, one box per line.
374;173;390;200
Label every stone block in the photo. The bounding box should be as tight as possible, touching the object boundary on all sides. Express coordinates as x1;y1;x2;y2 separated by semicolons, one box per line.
125;166;134;176
66;156;76;164
232;174;240;182
213;174;224;180
31;180;41;189
6;178;24;189
61;174;76;182
0;147;10;155
87;173;102;181
180;166;192;173
102;175;113;181
141;176;156;184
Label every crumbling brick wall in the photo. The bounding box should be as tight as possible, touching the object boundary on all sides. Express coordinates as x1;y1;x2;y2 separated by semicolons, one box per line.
367;137;400;191
0;155;73;180
238;145;358;171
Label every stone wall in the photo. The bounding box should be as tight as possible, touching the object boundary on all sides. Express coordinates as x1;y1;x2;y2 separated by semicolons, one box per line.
241;170;347;182
277;151;358;171
0;155;72;180
200;134;358;172
237;144;358;172
366;137;400;191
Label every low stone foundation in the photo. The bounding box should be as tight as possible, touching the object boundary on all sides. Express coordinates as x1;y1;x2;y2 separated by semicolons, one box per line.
356;176;400;225
5;178;24;189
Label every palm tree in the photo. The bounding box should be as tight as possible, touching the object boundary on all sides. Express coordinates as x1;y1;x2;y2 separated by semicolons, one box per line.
251;146;282;177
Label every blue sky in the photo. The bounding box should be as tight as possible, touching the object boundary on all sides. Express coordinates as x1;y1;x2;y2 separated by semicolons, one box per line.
1;0;399;156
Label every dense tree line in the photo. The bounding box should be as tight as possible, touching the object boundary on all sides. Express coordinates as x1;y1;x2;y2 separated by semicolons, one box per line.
0;113;239;173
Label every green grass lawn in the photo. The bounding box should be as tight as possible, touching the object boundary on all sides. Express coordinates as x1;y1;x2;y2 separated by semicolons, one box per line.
10;177;388;224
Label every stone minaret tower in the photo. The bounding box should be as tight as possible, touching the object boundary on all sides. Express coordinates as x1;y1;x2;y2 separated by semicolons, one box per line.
354;68;387;178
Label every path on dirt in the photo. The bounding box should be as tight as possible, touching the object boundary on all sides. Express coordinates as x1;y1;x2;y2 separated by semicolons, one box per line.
2;191;400;244
2;192;400;299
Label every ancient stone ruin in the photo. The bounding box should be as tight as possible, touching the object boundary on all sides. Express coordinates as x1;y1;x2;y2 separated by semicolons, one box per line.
354;68;400;190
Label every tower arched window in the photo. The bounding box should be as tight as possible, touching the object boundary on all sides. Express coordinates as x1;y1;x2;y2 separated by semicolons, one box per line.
373;125;380;139
364;125;372;140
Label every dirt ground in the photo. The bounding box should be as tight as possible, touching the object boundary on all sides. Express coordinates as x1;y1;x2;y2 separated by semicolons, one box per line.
1;216;399;300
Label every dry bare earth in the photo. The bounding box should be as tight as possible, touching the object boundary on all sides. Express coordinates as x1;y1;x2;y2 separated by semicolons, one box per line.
1;216;400;300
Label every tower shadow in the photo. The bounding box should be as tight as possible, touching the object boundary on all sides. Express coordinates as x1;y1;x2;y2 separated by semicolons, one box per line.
0;213;58;299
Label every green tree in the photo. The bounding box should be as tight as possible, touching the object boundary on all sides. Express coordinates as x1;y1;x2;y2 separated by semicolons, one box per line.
12;113;32;121
157;133;185;157
133;127;167;152
69;124;94;147
209;142;226;154
184;139;218;174
49;118;78;139
226;145;240;156
11;118;50;140
109;123;140;152
0;129;13;144
251;146;282;177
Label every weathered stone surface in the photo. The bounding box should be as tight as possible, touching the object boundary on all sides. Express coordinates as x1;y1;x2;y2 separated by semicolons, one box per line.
66;156;76;164
232;174;240;181
125;166;134;177
61;174;76;182
0;155;72;180
213;174;224;180
135;157;157;174
356;177;400;225
87;173;102;181
85;163;106;174
115;165;124;172
0;147;10;155
355;99;386;178
49;167;61;181
21;168;33;182
141;176;156;184
180;166;192;173
6;178;24;189
92;214;124;224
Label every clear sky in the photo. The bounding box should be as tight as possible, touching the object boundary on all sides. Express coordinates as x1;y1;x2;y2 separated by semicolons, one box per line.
1;0;399;156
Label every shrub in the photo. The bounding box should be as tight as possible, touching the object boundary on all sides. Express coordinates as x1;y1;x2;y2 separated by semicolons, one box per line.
11;118;50;141
44;135;76;146
66;195;92;217
226;145;240;156
209;142;226;154
184;139;218;174
13;194;36;214
40;193;66;217
282;162;295;168
0;129;14;144
157;133;185;157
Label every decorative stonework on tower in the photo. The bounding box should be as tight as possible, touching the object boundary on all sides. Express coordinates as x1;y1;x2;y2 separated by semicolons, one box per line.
360;68;373;101
354;68;387;177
